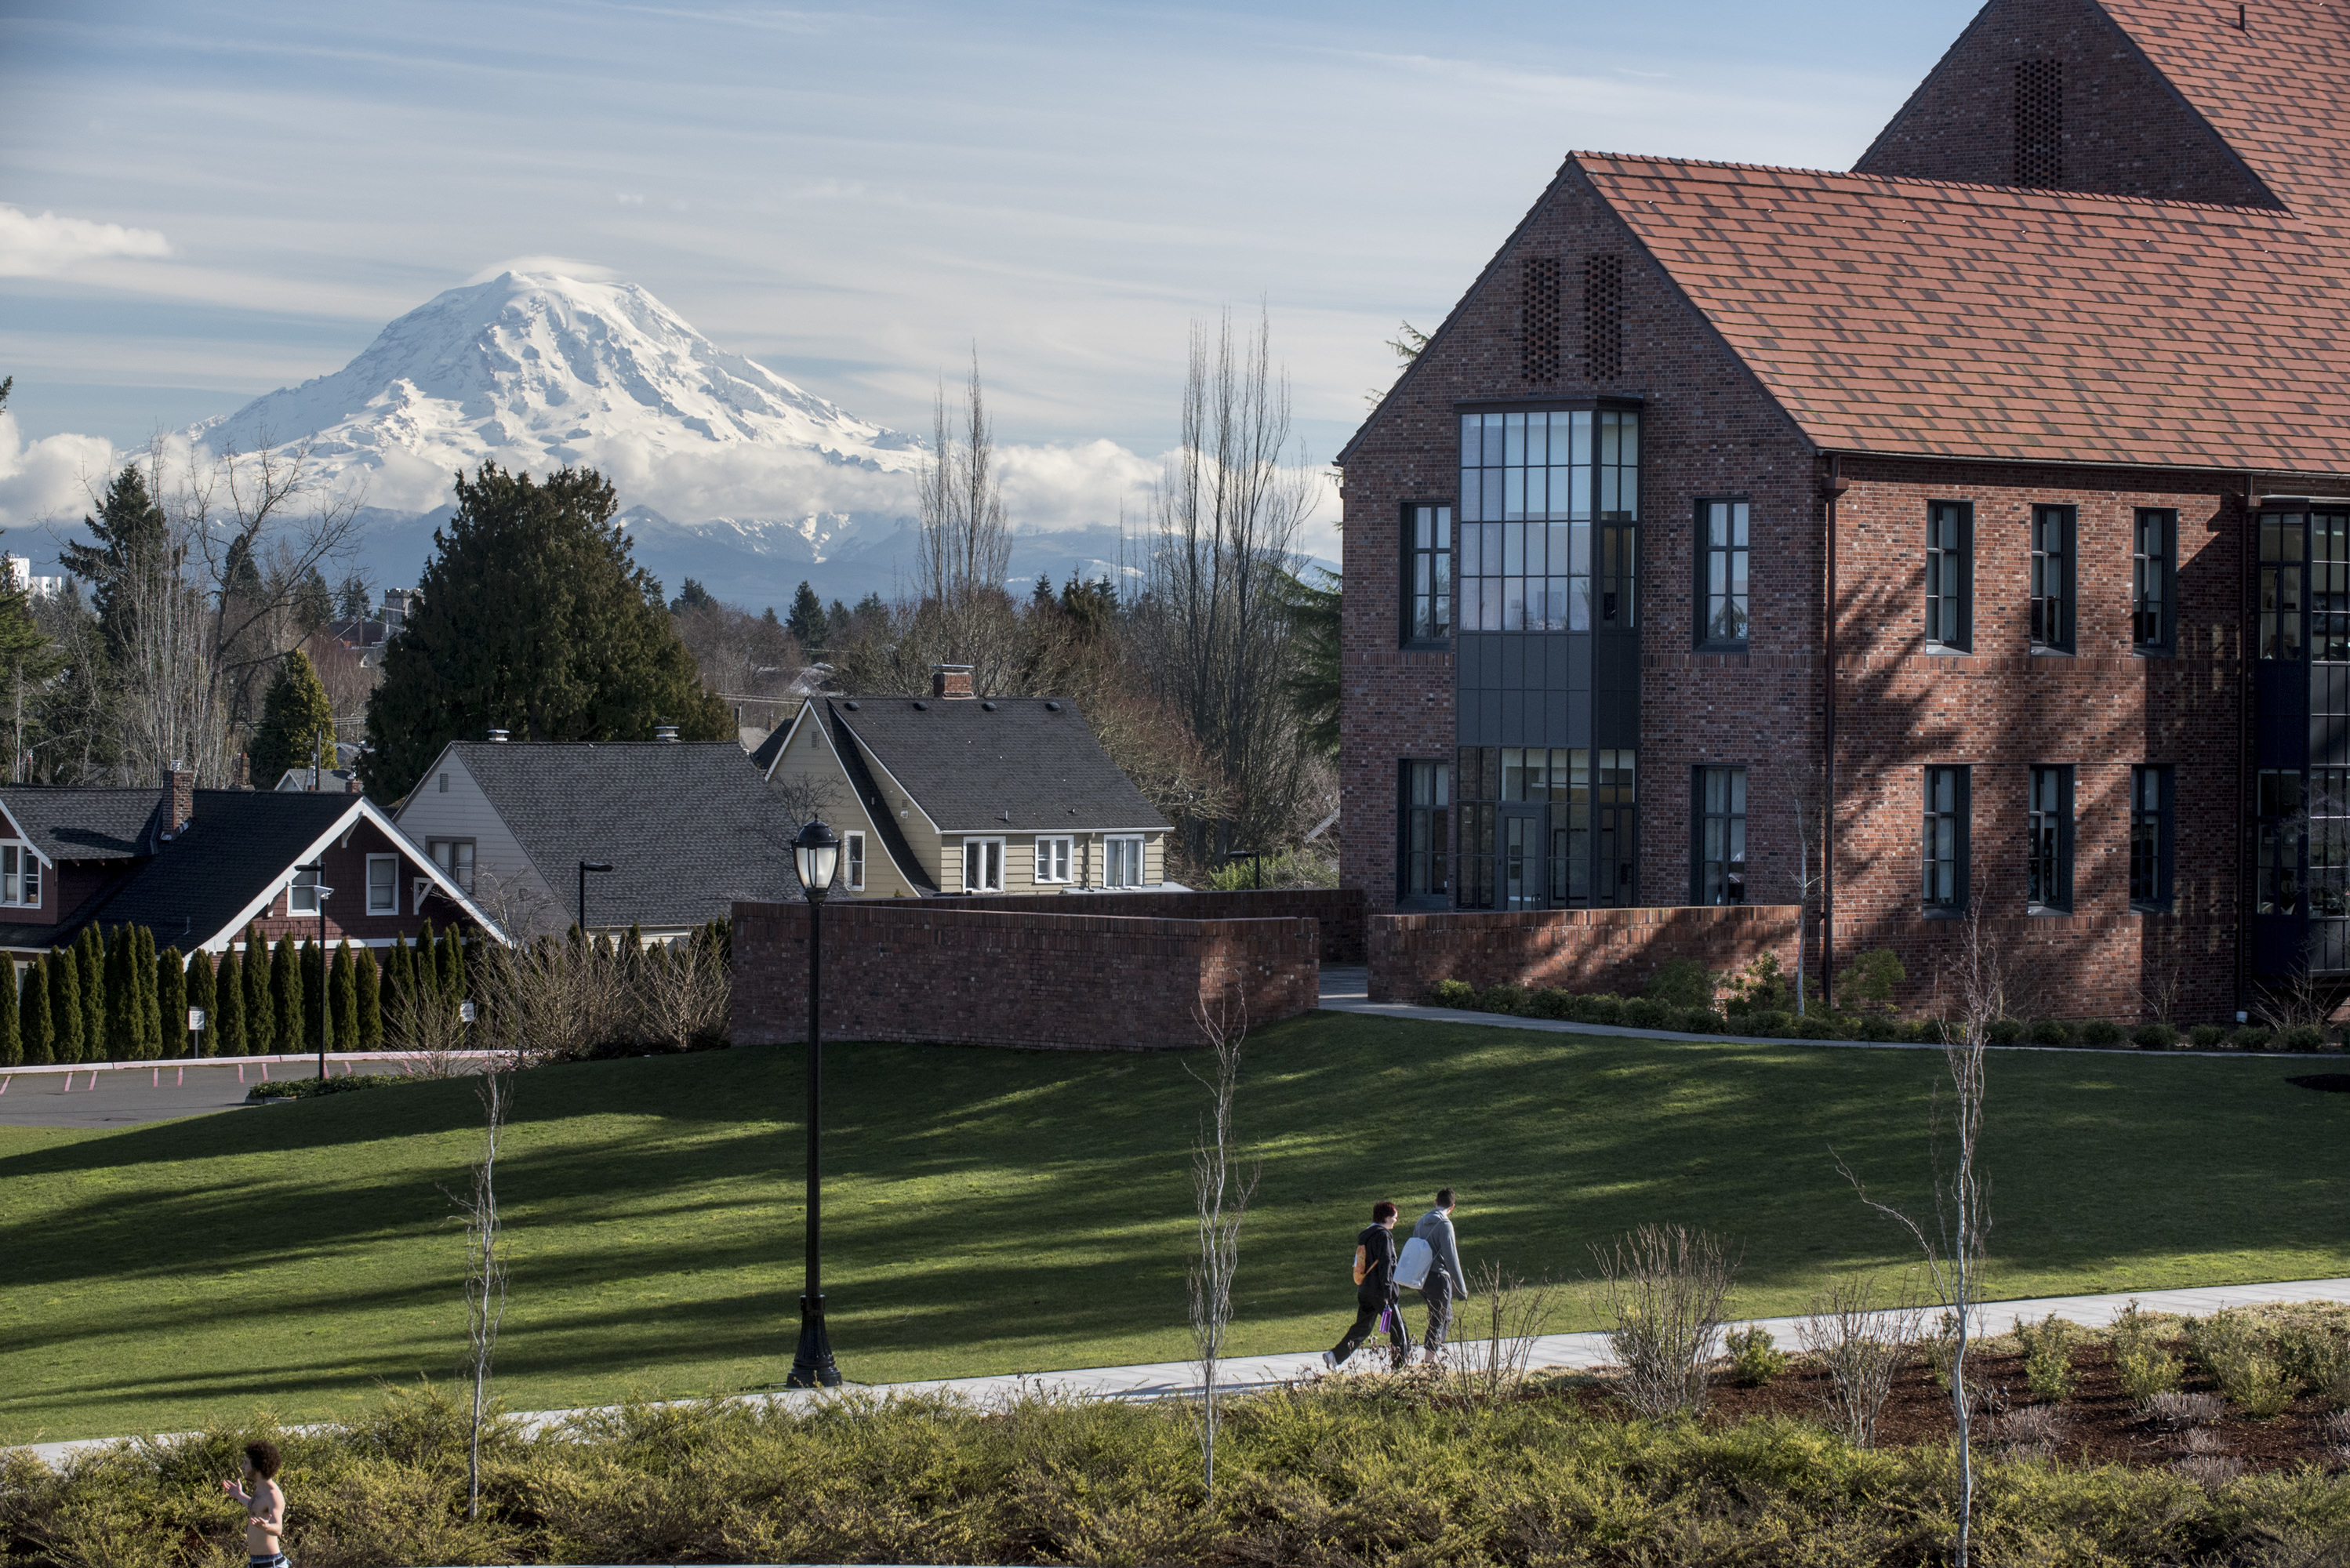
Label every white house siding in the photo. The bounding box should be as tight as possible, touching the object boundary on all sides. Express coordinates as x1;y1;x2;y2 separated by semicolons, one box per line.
391;750;561;931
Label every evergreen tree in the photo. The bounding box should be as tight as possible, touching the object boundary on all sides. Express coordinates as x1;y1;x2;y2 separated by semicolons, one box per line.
21;954;52;1066
670;578;715;614
330;941;358;1051
135;927;161;1058
213;948;247;1056
49;949;81;1065
0;961;19;1068
292;566;334;632
60;466;170;666
336;571;372;620
242;925;274;1054
74;928;104;1064
104;928;139;1059
382;935;412;1022
786;580;826;645
362;464;733;800
355;946;382;1050
223;537;264;602
302;938;325;1047
271;937;301;1058
187;949;218;1058
439;925;467;1005
250;650;339;788
158;947;187;1058
412;922;440;1006
1273;567;1342;760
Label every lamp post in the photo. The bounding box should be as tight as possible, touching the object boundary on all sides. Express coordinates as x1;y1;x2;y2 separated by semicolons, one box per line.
298;861;333;1079
578;860;614;940
786;817;841;1388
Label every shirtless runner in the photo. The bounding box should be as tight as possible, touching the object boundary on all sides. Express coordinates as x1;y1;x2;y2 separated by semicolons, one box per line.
222;1439;288;1567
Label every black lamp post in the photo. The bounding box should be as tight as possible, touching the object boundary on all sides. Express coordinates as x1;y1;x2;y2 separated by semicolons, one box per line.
578;860;614;940
786;817;841;1388
298;862;332;1079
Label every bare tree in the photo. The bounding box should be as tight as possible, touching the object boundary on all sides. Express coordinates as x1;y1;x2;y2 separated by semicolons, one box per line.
635;936;730;1052
915;354;1018;691
1789;763;1826;1018
1185;1000;1259;1497
452;1056;513;1520
768;769;843;831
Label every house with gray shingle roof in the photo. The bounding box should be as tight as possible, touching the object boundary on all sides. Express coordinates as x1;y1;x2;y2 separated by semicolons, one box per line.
756;664;1175;898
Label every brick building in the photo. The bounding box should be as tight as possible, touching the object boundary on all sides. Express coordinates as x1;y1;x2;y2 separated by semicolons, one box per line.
1338;0;2350;1020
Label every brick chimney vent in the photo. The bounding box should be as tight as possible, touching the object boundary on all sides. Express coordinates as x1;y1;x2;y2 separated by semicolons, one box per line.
162;762;194;838
932;663;976;700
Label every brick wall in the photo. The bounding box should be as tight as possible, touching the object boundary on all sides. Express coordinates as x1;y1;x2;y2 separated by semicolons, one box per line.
732;901;1320;1051
1369;903;1800;1004
950;887;1366;964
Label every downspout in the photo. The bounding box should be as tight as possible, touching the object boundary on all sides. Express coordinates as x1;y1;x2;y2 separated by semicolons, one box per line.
2236;474;2257;1013
1822;454;1848;1012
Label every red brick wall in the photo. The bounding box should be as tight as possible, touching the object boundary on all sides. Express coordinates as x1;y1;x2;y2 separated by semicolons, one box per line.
950;887;1366;964
1369;904;1801;1004
731;901;1320;1051
1852;0;2272;205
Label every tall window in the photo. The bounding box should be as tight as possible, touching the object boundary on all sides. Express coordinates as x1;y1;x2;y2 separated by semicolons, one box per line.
2257;770;2303;914
1927;502;1971;649
1033;835;1072;885
2313;768;2350;970
1400;760;1450;902
1456;408;1638;631
1698;499;1749;647
289;865;321;916
844;831;866;892
2316;512;2350;661
2130;765;2173;911
1453;746;1633;909
1923;766;1968;912
961;837;1004;894
366;855;398;914
1105;837;1146;888
2026;764;2073;912
1694;766;1747;906
430;839;475;894
1404;503;1451;644
2133;509;2174;652
2030;505;2074;652
0;844;38;907
2261;511;2306;659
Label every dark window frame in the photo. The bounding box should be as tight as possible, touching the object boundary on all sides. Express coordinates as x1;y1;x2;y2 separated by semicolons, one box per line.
1923;765;1970;916
1400;501;1453;648
2130;764;2174;913
2133;508;2177;655
1926;500;1973;651
2026;764;2076;913
1397;758;1451;906
1691;764;1748;906
1694;496;1751;650
2030;503;2077;653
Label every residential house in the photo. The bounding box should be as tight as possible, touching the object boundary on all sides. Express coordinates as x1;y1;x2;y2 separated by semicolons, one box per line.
754;664;1175;897
392;736;801;939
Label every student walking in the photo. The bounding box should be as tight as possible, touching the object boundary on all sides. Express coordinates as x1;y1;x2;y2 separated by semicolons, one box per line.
1411;1188;1469;1361
1323;1200;1408;1370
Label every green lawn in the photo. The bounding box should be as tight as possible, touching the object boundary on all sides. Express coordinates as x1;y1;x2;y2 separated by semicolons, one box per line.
2;1013;2345;1443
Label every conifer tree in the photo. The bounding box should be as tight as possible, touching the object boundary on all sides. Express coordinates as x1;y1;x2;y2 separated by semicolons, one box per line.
440;925;467;1005
137;927;162;1058
383;935;412;1021
786;580;826;645
104;928;138;1060
187;949;218;1057
158;947;187;1058
49;948;82;1064
271;937;303;1058
250;649;339;788
242;926;275;1054
21;954;52;1066
331;941;358;1051
213;948;247;1055
74;928;104;1063
413;920;440;1004
60;465;169;669
355;946;382;1050
0;961;19;1068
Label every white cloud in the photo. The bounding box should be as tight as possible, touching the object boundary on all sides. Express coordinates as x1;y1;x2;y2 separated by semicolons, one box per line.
462;255;623;285
0;414;117;539
0;205;171;278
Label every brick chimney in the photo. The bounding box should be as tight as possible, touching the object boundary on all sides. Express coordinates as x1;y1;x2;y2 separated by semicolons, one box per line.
162;762;194;838
932;663;976;700
345;773;365;794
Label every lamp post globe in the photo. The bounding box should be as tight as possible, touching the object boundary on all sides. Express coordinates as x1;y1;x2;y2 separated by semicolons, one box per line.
792;818;841;902
786;816;843;1388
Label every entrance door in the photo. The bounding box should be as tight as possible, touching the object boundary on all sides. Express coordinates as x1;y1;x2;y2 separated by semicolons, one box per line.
1501;808;1545;910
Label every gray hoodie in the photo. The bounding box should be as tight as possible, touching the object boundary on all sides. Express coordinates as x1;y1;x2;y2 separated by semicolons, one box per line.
1411;1207;1467;1300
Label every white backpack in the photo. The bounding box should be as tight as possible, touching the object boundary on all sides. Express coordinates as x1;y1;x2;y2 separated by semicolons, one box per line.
1393;1235;1433;1290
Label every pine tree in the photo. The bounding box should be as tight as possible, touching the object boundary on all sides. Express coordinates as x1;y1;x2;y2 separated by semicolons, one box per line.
187;950;217;1058
213;949;246;1055
60;466;171;668
330;942;358;1051
271;937;301;1058
301;939;324;1047
74;928;104;1064
158;947;187;1059
21;954;52;1066
139;927;162;1058
786;580;826;645
383;935;412;1022
441;926;469;1004
104;928;138;1060
250;650;339;789
361;464;733;800
354;946;382;1051
242;927;274;1055
0;961;20;1068
49;949;82;1065
292;566;334;633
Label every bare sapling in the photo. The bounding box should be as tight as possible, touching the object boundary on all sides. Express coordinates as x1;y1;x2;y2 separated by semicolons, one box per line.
1454;1259;1556;1406
452;1054;514;1519
1592;1224;1738;1417
1835;893;1999;1568
1788;763;1826;1018
1800;1273;1924;1448
1185;999;1259;1497
386;982;468;1076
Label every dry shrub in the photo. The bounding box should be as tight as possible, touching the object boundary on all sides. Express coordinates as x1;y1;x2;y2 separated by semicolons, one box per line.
1451;1260;1556;1405
1592;1224;1737;1417
1799;1274;1922;1449
2173;1453;2246;1486
2141;1391;2228;1431
1992;1401;2065;1460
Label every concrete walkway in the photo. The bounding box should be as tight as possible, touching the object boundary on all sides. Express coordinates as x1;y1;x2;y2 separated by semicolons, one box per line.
21;1276;2350;1469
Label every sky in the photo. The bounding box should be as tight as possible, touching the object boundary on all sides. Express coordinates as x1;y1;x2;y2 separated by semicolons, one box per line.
0;0;1983;551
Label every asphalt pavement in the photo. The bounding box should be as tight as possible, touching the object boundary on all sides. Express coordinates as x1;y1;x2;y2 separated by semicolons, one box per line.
0;1058;412;1128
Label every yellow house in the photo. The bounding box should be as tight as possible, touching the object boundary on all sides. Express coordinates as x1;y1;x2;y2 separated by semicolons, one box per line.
753;666;1175;898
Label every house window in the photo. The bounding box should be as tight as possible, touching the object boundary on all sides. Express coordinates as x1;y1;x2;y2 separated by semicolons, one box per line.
1400;760;1449;902
1033;835;1072;885
366;855;398;915
437;772;449;793
1104;837;1146;889
1404;503;1452;644
1927;502;1971;650
0;844;36;907
1454;746;1634;910
2316;512;2350;662
2134;509;2175;652
2030;505;2074;652
2261;511;2306;659
430;839;475;894
961;837;1004;894
843;832;866;892
1693;766;1747;906
2026;764;2073;912
2257;770;2304;914
1697;499;1749;647
1456;408;1638;631
1923;765;1969;912
2130;765;2174;911
289;866;321;916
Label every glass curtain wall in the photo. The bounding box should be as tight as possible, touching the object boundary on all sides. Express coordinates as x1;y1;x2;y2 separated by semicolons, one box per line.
1456;408;1638;631
1454;746;1636;909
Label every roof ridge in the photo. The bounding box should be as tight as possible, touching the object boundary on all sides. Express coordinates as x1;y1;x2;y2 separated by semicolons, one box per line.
1574;151;2293;216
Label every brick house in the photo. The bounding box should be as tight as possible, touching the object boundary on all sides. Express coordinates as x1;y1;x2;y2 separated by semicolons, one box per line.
0;768;503;957
752;664;1175;898
1339;0;2350;1019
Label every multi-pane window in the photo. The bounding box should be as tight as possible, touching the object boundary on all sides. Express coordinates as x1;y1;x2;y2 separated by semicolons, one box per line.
366;855;398;914
1400;760;1450;902
0;844;38;907
2130;765;2173;911
2261;513;2306;660
2133;509;2174;652
289;866;321;916
2257;770;2304;914
2029;505;2074;651
1404;503;1452;644
2312;768;2350;969
844;832;866;891
430;839;475;894
2026;765;2072;912
1923;766;1968;911
1455;408;1638;631
2315;512;2350;661
1927;502;1971;649
1104;837;1146;888
1033;836;1071;885
1453;746;1635;909
1694;766;1747;906
1698;500;1749;646
961;837;1004;893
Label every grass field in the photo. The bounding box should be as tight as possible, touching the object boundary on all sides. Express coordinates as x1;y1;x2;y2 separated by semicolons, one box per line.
2;1011;2346;1443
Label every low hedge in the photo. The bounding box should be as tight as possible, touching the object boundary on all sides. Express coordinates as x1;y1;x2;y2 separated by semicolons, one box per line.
245;1073;415;1102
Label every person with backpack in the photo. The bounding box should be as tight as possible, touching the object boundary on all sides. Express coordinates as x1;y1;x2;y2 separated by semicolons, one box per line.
1407;1188;1469;1362
1322;1200;1410;1370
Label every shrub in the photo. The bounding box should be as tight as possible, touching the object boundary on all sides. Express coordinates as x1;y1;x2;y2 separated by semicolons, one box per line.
2276;1323;2350;1407
2283;1024;2326;1052
2188;1023;2228;1049
2133;1022;2179;1051
1582;995;1625;1026
1644;956;1716;1010
1595;1224;1738;1417
1677;1006;1725;1036
1911;1017;1953;1044
2015;1313;2080;1403
1727;951;1798;1015
1726;1325;1786;1388
2186;1312;2293;1419
1747;1009;1793;1037
1858;1013;1904;1042
1429;979;1476;1007
1839;948;1906;1012
1478;984;1528;1015
1622;997;1671;1030
247;1073;407;1102
1986;1018;2026;1046
1526;989;1577;1021
2028;1018;2073;1047
2110;1301;2185;1400
2228;1025;2275;1052
2077;1019;2126;1046
1794;1014;1846;1040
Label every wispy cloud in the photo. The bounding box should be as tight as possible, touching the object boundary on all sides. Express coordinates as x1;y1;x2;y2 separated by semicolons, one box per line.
0;206;170;278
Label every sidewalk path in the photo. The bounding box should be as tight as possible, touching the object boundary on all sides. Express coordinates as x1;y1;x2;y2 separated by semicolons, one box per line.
22;1276;2350;1468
